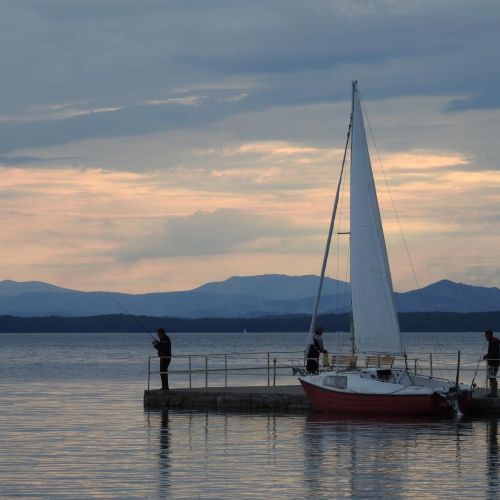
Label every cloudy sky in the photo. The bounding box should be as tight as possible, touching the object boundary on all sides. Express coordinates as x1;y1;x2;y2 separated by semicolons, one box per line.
0;0;499;293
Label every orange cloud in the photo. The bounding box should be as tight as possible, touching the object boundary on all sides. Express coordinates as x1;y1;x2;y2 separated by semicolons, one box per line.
379;150;469;171
1;132;499;294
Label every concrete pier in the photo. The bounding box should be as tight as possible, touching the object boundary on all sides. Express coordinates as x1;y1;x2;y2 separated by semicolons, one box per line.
144;385;310;412
467;388;500;416
144;385;500;416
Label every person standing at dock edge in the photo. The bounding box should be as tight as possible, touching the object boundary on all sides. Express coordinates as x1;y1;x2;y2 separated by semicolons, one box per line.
483;330;500;397
153;328;171;390
306;326;327;374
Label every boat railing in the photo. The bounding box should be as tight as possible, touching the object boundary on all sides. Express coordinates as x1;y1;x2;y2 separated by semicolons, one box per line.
147;350;495;390
301;352;484;382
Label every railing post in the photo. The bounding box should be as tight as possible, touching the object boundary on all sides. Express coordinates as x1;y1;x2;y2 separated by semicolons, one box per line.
455;350;461;388
267;352;270;387
414;358;417;373
205;356;208;389
273;358;277;388
189;355;192;389
225;354;228;388
147;356;151;390
430;353;433;378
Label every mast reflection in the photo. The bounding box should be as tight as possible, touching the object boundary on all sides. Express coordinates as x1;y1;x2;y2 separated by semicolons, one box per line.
487;418;498;494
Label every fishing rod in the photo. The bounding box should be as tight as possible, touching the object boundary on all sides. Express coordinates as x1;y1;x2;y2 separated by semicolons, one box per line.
106;292;156;340
470;339;487;390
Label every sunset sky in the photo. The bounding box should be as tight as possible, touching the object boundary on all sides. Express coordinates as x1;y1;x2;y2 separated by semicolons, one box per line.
1;0;499;293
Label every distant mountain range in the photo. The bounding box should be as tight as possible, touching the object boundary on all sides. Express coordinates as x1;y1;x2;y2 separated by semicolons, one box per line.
0;275;500;318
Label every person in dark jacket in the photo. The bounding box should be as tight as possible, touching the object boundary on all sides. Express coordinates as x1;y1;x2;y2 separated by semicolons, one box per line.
484;330;500;397
306;326;327;374
153;328;172;390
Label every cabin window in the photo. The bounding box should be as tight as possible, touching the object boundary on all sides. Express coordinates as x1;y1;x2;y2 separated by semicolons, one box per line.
376;369;393;382
323;375;347;389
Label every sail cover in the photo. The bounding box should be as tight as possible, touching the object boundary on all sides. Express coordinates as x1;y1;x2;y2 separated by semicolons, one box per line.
350;86;403;354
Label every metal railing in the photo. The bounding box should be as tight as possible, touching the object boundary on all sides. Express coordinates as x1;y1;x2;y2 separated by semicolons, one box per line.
147;351;298;390
146;351;497;390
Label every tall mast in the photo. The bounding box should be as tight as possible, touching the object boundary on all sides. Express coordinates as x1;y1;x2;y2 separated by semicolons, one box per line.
349;81;357;355
305;87;353;352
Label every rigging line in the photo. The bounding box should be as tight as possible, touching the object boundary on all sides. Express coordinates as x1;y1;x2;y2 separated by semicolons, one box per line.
307;114;352;342
332;109;353;355
357;88;421;294
334;152;351;352
106;292;155;340
345;242;352;352
471;339;487;390
335;141;350;315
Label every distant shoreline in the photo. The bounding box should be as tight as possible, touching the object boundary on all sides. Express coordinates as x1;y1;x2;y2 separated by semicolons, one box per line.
0;311;499;333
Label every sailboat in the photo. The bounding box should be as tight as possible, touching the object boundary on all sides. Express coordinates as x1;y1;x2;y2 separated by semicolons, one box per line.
298;82;470;417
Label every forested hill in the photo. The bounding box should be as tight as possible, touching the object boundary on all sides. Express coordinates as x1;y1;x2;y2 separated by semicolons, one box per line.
1;311;500;333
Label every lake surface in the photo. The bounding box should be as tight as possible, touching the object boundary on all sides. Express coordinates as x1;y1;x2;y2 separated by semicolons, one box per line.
1;331;498;498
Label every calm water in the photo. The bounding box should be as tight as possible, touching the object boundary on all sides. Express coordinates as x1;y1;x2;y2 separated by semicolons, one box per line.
0;331;498;498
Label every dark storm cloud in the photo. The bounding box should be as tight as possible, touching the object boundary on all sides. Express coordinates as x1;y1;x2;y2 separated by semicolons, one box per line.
0;100;225;154
0;155;52;166
0;0;498;155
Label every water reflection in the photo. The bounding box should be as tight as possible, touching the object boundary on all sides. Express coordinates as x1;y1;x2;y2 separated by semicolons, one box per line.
487;418;499;495
159;410;170;497
146;410;171;498
303;414;475;499
304;414;407;498
141;410;491;498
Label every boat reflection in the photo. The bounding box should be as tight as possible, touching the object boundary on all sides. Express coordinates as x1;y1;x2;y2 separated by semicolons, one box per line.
304;412;473;498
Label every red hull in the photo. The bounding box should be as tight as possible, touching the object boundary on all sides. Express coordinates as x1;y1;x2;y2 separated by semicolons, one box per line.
300;379;469;417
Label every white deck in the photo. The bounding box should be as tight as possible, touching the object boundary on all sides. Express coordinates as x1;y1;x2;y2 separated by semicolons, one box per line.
300;368;461;396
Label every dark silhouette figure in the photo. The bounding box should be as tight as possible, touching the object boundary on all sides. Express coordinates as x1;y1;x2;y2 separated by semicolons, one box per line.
484;330;499;397
153;328;172;390
306;326;327;374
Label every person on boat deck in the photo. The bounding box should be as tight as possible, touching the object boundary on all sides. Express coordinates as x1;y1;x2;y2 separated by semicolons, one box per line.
306;326;327;374
483;330;500;397
152;328;171;390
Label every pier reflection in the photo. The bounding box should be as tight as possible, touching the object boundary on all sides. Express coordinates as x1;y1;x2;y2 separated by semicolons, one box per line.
487;418;499;495
146;409;171;498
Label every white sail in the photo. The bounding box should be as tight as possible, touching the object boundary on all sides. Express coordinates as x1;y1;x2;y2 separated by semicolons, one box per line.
350;85;403;354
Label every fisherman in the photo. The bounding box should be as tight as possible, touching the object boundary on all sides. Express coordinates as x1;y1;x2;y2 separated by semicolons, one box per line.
483;330;500;397
152;328;172;390
306;326;327;374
